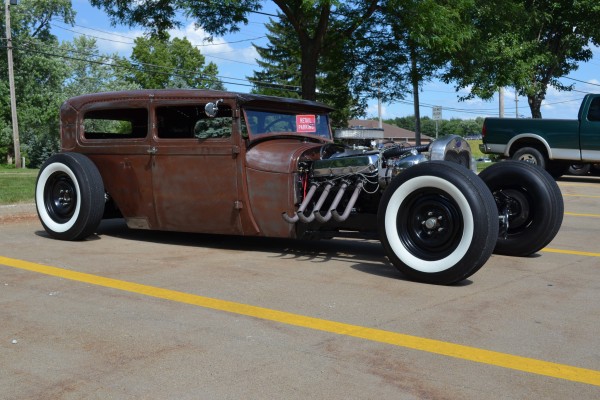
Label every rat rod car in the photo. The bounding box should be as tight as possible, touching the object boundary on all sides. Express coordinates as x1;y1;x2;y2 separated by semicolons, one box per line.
36;90;563;284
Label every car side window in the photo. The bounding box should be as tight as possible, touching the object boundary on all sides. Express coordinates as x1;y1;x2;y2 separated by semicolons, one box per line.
83;108;148;139
156;104;232;139
587;98;600;122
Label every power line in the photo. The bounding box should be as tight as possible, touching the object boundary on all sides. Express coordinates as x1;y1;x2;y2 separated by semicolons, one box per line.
50;23;135;45
4;39;301;93
49;20;265;71
564;76;600;87
50;22;266;47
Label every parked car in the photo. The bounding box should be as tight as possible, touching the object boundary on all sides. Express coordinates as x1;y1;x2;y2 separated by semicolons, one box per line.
35;90;563;285
480;94;600;177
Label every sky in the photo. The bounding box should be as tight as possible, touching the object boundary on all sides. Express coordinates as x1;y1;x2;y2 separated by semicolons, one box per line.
51;0;600;122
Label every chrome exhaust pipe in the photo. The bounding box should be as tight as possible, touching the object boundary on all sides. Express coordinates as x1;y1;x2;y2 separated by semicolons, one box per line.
314;182;348;223
298;182;333;223
282;183;319;223
332;180;364;222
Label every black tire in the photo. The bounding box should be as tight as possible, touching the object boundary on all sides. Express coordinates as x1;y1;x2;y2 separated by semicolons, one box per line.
512;147;546;169
567;163;591;176
35;153;105;240
546;161;568;179
378;161;498;285
479;161;563;256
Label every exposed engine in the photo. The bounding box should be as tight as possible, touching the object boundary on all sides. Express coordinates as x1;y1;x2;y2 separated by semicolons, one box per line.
282;130;474;226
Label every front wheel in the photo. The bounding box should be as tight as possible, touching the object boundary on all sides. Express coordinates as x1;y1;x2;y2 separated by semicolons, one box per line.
36;152;105;240
378;162;498;285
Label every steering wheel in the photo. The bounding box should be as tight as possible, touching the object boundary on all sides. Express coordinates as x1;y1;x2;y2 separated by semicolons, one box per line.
263;118;294;133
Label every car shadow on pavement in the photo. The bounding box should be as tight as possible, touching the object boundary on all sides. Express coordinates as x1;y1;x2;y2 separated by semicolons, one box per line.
34;219;475;285
91;218;414;282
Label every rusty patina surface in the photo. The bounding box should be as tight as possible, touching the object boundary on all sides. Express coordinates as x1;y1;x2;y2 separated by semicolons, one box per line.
59;89;334;238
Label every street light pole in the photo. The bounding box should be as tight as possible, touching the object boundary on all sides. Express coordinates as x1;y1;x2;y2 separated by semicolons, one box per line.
5;0;21;168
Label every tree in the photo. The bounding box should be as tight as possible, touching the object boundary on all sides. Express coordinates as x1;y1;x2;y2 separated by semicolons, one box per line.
89;0;379;101
119;34;224;90
62;36;140;99
444;0;600;118
386;115;484;137
250;14;365;127
0;0;75;165
251;16;302;99
354;0;474;144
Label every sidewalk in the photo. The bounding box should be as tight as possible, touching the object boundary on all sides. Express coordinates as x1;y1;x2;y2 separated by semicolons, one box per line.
0;203;37;224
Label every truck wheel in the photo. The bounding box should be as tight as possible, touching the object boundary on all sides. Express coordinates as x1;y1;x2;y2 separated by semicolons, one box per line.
567;163;591;176
479;161;563;256
36;153;105;240
378;161;498;285
512;147;546;169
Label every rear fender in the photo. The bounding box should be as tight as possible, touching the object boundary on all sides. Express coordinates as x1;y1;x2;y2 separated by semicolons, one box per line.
506;134;552;158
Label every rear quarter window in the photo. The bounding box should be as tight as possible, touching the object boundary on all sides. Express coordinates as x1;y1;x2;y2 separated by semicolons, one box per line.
83;108;148;139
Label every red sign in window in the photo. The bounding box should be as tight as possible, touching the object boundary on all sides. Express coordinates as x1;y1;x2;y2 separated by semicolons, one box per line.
296;115;316;133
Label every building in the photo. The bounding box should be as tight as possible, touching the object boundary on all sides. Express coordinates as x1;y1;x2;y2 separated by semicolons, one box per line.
344;119;432;145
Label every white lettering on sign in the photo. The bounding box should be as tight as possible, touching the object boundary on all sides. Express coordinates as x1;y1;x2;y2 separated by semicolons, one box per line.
296;115;316;132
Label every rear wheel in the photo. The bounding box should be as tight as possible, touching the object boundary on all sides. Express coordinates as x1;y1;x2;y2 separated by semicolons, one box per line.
36;153;105;240
378;162;498;285
479;161;563;256
512;147;546;169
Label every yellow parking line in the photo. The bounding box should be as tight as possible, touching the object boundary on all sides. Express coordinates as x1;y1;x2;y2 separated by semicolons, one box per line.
558;182;600;187
1;255;599;387
564;212;600;218
542;248;600;257
563;194;600;198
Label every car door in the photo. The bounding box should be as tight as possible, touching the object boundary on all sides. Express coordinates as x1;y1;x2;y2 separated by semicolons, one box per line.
150;100;243;234
78;104;159;230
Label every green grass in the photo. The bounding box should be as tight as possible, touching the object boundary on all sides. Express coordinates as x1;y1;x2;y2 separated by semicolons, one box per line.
467;139;496;172
468;139;485;159
0;166;38;205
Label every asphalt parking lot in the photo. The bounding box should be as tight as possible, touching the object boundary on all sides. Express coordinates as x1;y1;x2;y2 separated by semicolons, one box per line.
1;176;599;399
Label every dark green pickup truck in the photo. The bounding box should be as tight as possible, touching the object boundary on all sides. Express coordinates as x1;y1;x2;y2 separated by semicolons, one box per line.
480;94;600;176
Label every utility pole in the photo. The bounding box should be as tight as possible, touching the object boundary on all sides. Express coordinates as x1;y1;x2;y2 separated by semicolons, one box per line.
5;0;21;168
515;90;519;118
377;88;383;129
499;87;505;118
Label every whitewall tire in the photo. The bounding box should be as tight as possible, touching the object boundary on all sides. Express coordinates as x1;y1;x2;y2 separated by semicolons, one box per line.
378;161;498;284
36;153;105;240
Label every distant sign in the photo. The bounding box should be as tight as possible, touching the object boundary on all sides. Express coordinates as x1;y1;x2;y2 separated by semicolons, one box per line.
432;106;442;120
296;115;316;132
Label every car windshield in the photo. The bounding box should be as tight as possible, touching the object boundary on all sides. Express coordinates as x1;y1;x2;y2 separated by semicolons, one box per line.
243;109;331;139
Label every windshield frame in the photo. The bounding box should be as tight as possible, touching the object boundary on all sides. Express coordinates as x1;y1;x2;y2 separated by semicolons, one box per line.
242;107;333;142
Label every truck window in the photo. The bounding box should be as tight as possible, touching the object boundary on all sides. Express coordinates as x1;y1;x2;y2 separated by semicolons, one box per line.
83;108;148;139
156;105;232;139
587;97;600;122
